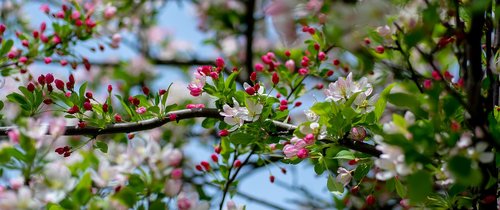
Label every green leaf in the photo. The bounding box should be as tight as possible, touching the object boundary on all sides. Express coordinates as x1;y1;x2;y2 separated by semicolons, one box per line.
201;118;217;129
374;83;395;120
407;170;432;203
353;163;371;181
7;93;30;111
229;132;257;145
95;141;108;153
395;178;407;198
333;150;355;160
327;174;344;195
448;155;482;186
225;71;239;90
79;82;88;104
73;172;92;205
0;39;13;56
112;187;137;207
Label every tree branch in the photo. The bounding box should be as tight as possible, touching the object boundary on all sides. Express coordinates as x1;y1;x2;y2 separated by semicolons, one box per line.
0;108;380;156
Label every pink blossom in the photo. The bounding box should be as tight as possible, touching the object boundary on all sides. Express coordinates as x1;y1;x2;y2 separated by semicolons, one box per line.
164;179;182;197
7;129;20;144
49;118;66;138
104;5;117;19
171;168;183;179
167;149;183;166
283;144;298;158
254;63;264;71
187;72;206;97
177;198;192;210
71;10;80;20
298;68;309;75
136;106;147;114
304;134;315;144
40;4;50;13
285;59;295;72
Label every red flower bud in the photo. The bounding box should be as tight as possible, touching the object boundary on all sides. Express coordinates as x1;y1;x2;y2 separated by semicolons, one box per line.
245;87;256;95
45;73;54;84
195;165;203;171
250;72;257;82
27;83;35;92
102;103;108;112
214;146;221;154
83;102;92;111
285;50;291;57
211;153;219;162
333;59;340;66
67;105;80;114
366;194;376;206
43;98;53;105
169;114;177;121
55;79;65;91
326;70;334;77
85;92;93;99
294;101;302;107
142;86;150;95
215;57;225;68
375;45;385;54
314;43;320;51
269;175;275;183
233;159;242;168
200;161;211;171
272;72;279;85
159;89;166;95
107;85;113;92
218;129;229;137
78;121;86;128
114;114;122;122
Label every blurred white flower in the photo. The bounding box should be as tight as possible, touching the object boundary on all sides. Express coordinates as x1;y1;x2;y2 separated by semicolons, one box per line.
467;142;494;163
374;135;412;180
336;167;352;186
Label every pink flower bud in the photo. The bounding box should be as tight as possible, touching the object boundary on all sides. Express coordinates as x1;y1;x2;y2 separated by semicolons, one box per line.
285;59;295;72
254;63;264;72
56;11;65;19
44;57;52;64
7;129;20;144
250;72;257;82
169;113;177;121
215;57;225;68
375;45;385;54
104;6;117;19
318;51;326;61
171;168;183;179
114;114;122;122
298;68;309;76
218;129;229;137
136;106;146;114
297;148;309;159
71;10;80;20
19;56;28;63
423;79;432;90
40;4;50;13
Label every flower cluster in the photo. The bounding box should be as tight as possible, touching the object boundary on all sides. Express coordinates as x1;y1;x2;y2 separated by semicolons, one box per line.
220;98;263;131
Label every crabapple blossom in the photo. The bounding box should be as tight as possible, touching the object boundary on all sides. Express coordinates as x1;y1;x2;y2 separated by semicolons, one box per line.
336;167;352;186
